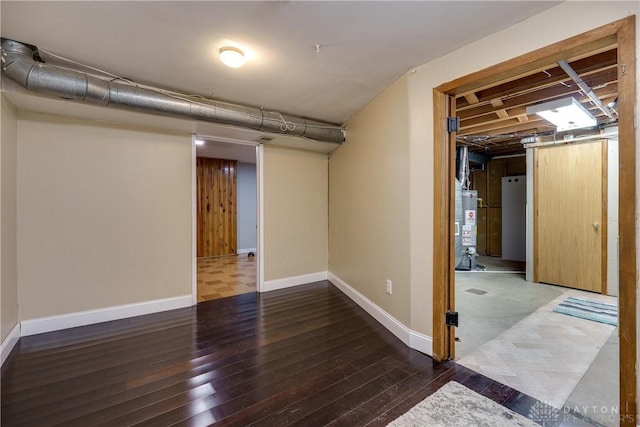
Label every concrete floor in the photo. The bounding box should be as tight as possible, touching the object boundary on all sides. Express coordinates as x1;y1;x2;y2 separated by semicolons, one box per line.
564;330;619;426
455;272;562;358
456;270;619;426
476;255;526;272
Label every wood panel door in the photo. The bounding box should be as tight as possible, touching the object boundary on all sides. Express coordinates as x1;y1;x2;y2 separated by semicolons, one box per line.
197;158;237;257
534;141;606;293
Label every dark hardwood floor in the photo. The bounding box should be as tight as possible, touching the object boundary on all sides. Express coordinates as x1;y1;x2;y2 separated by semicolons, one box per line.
1;281;594;426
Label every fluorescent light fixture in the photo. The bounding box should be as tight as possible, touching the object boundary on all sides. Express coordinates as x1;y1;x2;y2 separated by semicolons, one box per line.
195;139;205;146
526;97;596;132
219;47;245;68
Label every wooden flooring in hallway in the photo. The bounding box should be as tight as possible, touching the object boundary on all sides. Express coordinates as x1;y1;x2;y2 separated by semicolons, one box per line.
197;254;256;302
1;281;588;426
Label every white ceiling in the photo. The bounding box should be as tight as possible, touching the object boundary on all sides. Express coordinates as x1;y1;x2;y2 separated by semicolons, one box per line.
196;139;257;164
1;1;560;126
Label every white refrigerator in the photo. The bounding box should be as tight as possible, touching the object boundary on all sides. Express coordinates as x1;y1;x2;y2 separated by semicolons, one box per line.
501;175;526;261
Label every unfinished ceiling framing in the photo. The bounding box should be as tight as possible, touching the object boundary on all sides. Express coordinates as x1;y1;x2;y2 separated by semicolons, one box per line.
456;43;618;157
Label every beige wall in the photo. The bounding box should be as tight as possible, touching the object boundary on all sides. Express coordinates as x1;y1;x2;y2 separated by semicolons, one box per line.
407;1;638;335
264;146;328;281
405;1;639;414
17;112;192;320
330;2;639;338
328;77;411;325
1;95;19;341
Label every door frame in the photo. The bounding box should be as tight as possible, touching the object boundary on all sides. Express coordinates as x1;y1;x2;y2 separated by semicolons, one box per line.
432;16;636;425
191;135;265;305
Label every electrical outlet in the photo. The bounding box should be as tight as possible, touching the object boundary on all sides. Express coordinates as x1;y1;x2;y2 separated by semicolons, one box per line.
386;279;392;295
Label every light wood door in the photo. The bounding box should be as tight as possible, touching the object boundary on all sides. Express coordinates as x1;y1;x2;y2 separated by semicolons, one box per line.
535;141;606;293
197;157;237;257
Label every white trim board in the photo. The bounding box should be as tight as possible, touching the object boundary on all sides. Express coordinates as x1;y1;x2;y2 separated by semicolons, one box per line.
257;144;265;292
409;331;433;356
328;272;433;356
192;136;263;300
1;323;21;366
263;271;328;292
20;295;192;337
237;248;257;254
191;134;198;306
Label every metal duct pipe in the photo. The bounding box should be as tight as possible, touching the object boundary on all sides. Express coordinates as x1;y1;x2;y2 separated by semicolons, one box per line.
557;59;614;120
458;146;469;190
0;38;345;144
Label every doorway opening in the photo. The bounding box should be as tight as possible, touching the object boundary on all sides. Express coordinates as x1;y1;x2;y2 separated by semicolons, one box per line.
433;16;636;426
191;136;263;303
456;135;620;420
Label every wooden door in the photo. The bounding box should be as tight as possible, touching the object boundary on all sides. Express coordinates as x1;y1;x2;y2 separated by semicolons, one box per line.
197;157;237;257
535;141;606;293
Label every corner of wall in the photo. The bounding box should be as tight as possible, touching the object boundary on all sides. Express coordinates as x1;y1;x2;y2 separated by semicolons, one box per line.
328;272;432;356
0;323;20;366
328;74;412;327
1;94;19;346
263;271;328;292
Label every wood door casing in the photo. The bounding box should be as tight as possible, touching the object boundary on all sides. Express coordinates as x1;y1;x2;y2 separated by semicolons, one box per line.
534;141;606;293
433;17;635;424
197;157;238;257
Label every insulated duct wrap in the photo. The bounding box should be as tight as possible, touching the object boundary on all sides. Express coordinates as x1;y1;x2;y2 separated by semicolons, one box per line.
1;38;345;144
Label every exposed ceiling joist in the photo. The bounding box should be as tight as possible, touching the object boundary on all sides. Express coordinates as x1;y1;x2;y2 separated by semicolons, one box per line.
496;109;510;119
454;43;619;158
464;93;480;104
457;48;617;110
444;34;617;95
462;116;551;135
459;84;618;129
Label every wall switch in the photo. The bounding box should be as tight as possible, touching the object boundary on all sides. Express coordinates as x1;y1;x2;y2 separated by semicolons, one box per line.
386;279;392;295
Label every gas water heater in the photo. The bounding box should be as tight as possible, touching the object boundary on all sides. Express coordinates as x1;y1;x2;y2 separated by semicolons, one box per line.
455;147;484;271
455;184;480;271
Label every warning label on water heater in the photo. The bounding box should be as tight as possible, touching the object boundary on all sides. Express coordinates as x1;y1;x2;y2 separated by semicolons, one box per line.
461;225;475;246
464;210;476;226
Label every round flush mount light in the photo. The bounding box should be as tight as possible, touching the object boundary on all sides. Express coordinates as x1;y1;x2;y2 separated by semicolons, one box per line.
195;139;205;146
219;47;245;68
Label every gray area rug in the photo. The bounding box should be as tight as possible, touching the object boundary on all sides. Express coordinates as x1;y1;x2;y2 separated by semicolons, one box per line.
387;382;540;427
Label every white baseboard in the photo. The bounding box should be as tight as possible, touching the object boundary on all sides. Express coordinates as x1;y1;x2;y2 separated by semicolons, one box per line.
328;272;432;356
20;294;192;337
409;330;434;356
237;248;257;254
1;322;21;366
263;271;328;292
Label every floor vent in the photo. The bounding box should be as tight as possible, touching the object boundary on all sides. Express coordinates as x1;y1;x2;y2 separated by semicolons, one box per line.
466;288;488;295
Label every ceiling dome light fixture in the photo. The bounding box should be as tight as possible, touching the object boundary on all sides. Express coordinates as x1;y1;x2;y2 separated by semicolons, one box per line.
219;47;245;68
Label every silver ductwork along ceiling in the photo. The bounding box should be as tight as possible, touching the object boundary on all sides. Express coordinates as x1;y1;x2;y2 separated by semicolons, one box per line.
0;38;345;144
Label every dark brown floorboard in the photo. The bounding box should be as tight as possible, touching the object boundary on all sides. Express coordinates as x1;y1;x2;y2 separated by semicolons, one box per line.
1;281;599;426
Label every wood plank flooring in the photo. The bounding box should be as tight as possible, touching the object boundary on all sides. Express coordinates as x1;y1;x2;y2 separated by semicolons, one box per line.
1;281;597;426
